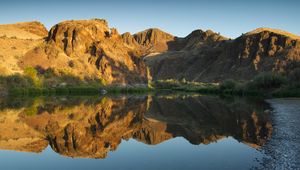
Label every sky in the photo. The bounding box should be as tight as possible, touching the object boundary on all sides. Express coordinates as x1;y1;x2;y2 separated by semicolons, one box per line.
0;0;299;38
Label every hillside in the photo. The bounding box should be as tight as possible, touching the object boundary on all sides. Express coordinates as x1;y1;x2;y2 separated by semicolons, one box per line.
143;28;300;82
19;19;148;86
0;21;47;75
0;19;299;91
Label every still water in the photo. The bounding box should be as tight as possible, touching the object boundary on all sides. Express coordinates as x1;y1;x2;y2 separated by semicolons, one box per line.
0;94;272;170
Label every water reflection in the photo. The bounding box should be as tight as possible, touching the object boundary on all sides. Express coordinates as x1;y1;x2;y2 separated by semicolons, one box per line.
0;94;272;159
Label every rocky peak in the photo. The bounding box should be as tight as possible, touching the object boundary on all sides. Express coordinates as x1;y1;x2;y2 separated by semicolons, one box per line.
132;28;175;53
47;19;110;56
121;32;139;47
244;27;300;40
187;29;226;41
20;19;148;85
133;28;174;46
235;28;300;62
170;29;227;51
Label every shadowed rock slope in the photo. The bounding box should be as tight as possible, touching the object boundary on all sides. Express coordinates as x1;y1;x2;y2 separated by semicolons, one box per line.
139;28;300;82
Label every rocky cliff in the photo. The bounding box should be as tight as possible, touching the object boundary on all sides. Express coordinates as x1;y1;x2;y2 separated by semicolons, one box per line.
0;19;299;85
144;28;300;82
19;19;148;85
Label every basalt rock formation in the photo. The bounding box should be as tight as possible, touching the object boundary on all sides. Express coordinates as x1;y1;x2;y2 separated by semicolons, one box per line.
142;28;300;82
0;19;299;86
19;19;148;85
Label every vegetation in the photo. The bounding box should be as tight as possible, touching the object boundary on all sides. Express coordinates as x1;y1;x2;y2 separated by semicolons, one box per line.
248;72;287;90
0;67;152;96
1;68;299;97
8;86;152;96
152;72;300;97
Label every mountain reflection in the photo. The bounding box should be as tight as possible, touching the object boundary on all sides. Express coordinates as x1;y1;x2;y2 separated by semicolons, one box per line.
0;94;272;159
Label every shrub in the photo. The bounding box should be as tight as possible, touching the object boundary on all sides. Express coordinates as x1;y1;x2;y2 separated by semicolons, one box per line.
99;78;107;86
24;67;41;87
44;68;56;79
288;68;300;87
1;74;32;88
251;72;287;89
220;79;237;91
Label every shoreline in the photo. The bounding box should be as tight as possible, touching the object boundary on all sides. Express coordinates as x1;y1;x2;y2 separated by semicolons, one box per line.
255;98;300;169
1;86;300;98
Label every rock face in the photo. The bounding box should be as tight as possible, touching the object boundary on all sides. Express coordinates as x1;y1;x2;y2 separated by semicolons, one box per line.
1;19;300;84
144;28;300;82
20;19;148;85
47;19;109;56
133;28;175;52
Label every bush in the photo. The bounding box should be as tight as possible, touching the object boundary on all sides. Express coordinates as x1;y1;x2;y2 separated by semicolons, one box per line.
220;79;237;91
288;68;300;87
0;74;32;88
24;67;41;87
251;72;287;89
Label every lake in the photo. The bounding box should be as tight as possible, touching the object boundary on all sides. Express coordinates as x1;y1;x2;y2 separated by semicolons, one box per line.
0;94;273;170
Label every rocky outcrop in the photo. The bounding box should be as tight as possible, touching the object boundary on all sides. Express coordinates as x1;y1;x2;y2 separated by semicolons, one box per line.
20;19;148;85
46;19;109;56
121;32;140;48
122;28;175;54
1;19;300;85
146;28;300;82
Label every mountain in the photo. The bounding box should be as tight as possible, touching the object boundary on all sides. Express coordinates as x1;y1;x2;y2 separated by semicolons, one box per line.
0;19;299;86
142;28;300;82
19;19;148;85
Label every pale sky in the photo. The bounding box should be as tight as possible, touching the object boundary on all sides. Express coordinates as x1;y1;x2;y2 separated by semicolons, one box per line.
0;0;299;38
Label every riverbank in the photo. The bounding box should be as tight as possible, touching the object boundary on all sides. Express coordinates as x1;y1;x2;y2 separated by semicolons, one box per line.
255;98;300;169
152;73;300;98
2;84;300;97
1;71;300;97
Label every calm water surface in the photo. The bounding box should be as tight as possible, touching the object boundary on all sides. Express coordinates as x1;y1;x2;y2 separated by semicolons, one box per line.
0;94;272;170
